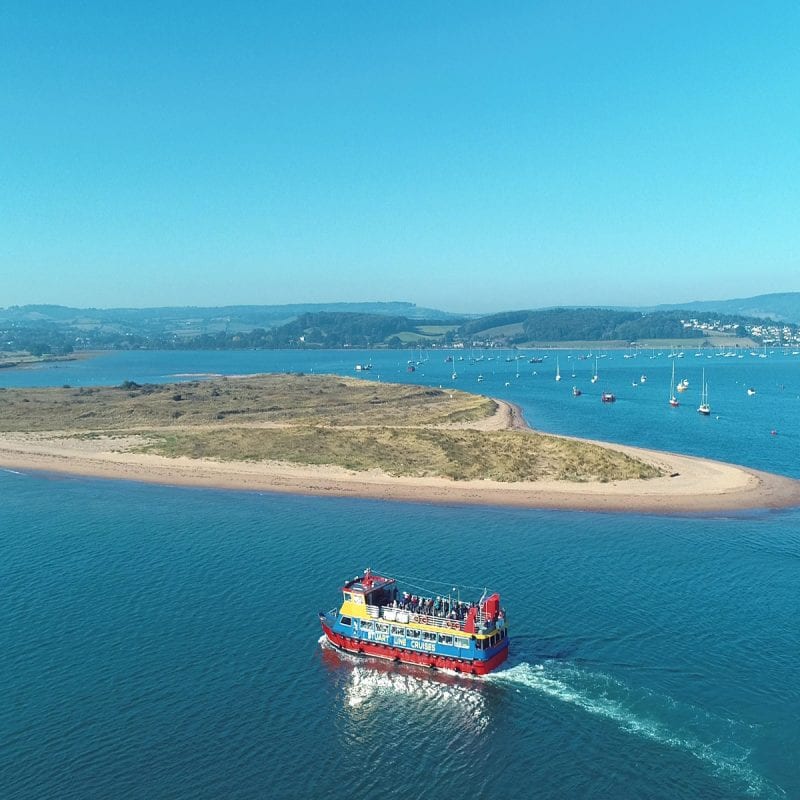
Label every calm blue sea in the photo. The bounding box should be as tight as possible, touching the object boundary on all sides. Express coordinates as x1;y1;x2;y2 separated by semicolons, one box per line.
2;349;799;799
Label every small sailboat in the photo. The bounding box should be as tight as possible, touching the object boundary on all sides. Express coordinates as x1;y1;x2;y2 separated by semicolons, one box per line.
572;386;582;397
669;361;679;407
747;387;756;396
601;391;616;403
697;369;710;415
555;357;562;382
591;357;599;384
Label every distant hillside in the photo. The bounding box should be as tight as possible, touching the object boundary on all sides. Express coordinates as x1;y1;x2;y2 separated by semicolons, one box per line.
4;301;799;356
648;292;800;324
0;302;461;328
463;308;704;343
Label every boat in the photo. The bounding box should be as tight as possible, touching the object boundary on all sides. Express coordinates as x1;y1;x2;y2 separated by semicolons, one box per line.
698;370;710;415
591;357;599;384
406;362;416;373
572;386;582;397
318;568;509;675
640;374;647;383
669;360;679;407
355;362;372;371
555;357;561;382
477;374;484;383
601;391;616;403
747;387;756;396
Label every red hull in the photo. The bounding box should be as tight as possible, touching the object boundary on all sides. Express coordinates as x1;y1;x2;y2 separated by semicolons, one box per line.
320;620;508;676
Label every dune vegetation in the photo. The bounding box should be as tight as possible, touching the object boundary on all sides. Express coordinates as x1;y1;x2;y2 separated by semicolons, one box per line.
0;374;662;483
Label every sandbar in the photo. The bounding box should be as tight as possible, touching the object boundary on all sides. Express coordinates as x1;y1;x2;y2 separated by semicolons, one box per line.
0;399;797;514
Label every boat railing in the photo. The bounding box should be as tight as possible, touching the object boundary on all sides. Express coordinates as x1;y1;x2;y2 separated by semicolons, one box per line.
366;603;494;633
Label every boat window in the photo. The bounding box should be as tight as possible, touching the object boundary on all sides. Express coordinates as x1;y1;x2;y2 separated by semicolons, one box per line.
363;621;374;631
453;636;469;649
438;634;453;646
343;592;351;602
422;631;437;642
376;623;388;633
340;617;352;626
406;628;420;639
475;638;486;650
391;625;405;635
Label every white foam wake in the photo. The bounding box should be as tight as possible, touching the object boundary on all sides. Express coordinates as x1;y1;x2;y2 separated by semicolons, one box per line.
320;636;488;732
487;662;784;799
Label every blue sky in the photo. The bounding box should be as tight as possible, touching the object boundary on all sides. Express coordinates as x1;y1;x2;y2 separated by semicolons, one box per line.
2;2;798;313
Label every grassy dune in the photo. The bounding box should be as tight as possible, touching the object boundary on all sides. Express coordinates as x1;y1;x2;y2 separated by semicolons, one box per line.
0;374;493;430
140;426;660;482
0;374;662;483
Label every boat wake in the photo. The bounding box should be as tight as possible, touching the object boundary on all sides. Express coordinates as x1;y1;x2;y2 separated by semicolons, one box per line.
487;661;784;798
319;636;489;732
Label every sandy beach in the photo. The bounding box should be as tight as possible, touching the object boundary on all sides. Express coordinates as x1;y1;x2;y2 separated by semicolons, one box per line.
1;399;798;514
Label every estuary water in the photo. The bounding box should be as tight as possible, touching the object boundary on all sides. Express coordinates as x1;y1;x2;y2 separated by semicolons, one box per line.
2;349;799;798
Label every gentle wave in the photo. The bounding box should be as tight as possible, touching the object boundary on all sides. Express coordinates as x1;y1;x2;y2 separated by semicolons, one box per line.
488;661;785;798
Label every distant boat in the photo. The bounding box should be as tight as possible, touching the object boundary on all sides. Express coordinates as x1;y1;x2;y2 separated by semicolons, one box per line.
572;386;582;397
355;362;372;371
555;357;562;382
698;369;710;415
669;361;679;407
601;391;616;403
640;374;647;384
477;374;484;383
747;387;756;396
406;364;415;373
591;357;599;384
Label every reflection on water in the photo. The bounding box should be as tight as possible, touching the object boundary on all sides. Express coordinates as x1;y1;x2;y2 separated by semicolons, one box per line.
319;637;490;733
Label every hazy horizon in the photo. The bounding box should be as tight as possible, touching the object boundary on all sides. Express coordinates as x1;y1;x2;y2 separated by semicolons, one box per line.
3;3;799;312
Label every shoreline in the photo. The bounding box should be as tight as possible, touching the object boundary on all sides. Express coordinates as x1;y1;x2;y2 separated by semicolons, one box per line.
0;399;798;514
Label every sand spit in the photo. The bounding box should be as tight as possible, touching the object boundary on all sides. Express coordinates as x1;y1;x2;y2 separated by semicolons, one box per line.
0;399;797;514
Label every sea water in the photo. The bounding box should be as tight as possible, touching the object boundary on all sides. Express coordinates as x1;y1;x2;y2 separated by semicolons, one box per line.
1;350;799;798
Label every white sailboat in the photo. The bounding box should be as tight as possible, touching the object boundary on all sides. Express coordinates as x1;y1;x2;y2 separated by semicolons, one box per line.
555;357;562;382
669;360;679;407
590;356;598;384
697;369;710;415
